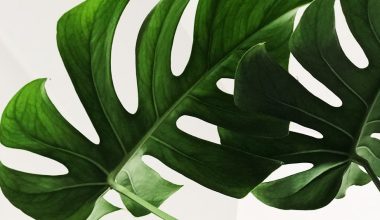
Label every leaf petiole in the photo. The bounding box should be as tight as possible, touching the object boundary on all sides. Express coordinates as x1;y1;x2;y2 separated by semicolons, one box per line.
107;177;176;220
352;154;380;192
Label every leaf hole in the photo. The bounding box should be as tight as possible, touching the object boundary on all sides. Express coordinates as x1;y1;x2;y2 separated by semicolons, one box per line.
293;5;308;30
103;190;125;209
0;146;68;175
288;54;343;107
358;165;368;175
171;0;198;76
176;115;220;144
111;0;159;114
335;0;369;69
264;163;313;182
216;78;234;95
45;79;100;144
142;155;186;185
370;133;380;141
289;122;323;139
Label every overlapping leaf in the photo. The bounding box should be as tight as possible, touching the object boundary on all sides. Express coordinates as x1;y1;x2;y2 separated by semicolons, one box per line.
0;0;310;219
229;0;380;210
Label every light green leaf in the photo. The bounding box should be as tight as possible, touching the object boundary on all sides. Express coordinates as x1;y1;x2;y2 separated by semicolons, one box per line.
87;197;120;220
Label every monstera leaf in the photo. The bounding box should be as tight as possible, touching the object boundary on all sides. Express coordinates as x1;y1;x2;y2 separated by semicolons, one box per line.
0;0;310;219
229;0;380;210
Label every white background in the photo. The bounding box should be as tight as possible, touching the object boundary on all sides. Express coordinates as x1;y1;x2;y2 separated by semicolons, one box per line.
0;0;378;219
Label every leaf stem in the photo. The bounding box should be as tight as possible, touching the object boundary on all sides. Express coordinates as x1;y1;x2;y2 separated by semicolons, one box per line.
352;154;380;192
107;177;176;220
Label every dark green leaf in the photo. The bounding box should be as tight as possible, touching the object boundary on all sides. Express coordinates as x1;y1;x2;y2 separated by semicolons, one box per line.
231;0;380;210
0;0;309;218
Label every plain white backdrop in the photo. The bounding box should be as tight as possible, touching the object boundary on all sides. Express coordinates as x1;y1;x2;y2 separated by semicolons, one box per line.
0;0;378;219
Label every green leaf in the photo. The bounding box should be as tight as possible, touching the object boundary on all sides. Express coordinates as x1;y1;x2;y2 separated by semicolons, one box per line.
87;196;120;220
231;0;380;210
0;0;309;219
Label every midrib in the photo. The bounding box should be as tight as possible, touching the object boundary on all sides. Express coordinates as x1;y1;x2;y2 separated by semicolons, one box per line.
111;51;224;177
110;10;299;178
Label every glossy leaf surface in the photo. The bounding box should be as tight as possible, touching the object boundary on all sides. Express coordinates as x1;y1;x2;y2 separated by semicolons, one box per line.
231;0;380;210
0;0;308;218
